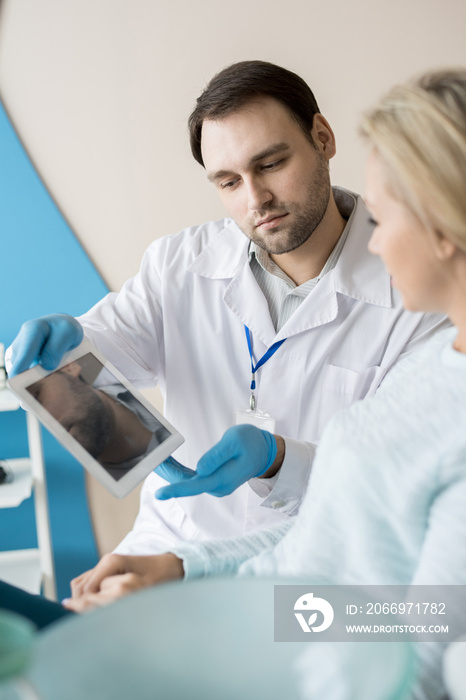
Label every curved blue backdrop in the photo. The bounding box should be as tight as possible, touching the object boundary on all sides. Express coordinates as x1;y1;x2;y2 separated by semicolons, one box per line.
0;102;109;600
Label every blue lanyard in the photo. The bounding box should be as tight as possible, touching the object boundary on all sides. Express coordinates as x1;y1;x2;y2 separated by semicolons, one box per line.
244;325;286;409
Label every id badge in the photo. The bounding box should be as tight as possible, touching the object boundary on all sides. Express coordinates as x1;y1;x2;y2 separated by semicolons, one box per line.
235;408;276;433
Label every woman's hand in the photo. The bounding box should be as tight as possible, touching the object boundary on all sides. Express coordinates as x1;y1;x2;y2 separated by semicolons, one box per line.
63;552;184;612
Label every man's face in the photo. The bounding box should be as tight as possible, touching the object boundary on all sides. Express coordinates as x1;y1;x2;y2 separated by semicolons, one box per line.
28;367;113;459
201;97;334;255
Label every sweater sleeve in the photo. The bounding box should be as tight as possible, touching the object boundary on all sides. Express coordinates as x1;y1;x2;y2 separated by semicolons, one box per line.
408;448;466;700
170;521;292;580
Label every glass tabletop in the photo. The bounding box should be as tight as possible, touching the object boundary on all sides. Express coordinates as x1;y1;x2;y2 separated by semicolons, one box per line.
0;578;414;700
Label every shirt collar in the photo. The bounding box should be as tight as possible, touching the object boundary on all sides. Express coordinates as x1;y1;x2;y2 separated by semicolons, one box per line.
189;188;392;308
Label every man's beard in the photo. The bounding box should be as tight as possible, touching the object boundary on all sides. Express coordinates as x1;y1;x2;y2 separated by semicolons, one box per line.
242;153;331;255
61;375;114;459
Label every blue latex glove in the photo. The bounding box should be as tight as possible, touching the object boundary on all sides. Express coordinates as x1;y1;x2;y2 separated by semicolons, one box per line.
154;424;278;499
8;314;84;377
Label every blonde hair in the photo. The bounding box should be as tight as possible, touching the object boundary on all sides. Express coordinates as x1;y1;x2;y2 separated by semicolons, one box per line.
360;69;466;252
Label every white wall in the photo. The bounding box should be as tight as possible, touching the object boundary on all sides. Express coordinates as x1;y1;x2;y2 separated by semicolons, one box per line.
0;0;465;292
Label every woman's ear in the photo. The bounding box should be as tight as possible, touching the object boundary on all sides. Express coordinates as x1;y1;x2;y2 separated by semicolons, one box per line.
431;229;457;262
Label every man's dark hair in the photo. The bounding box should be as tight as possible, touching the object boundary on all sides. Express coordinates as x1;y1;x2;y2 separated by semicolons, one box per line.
189;60;321;167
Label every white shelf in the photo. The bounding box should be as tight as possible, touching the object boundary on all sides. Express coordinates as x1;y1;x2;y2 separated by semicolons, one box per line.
0;548;41;594
0;458;33;507
0;405;56;600
0;388;20;412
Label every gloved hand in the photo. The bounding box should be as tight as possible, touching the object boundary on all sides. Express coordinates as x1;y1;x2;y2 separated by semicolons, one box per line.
154;424;278;499
7;314;84;377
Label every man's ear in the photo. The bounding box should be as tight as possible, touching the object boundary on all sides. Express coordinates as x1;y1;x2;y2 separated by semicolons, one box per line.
60;361;82;378
311;114;336;160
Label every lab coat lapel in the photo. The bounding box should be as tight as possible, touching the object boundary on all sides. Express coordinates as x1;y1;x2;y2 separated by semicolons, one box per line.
276;278;339;341
188;220;278;347
223;264;278;347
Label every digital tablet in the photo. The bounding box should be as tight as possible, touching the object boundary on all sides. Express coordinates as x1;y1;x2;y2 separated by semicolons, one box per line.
8;339;184;498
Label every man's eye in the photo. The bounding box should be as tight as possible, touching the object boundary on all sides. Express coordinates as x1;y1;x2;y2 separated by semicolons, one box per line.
261;159;283;171
220;179;239;190
369;217;379;227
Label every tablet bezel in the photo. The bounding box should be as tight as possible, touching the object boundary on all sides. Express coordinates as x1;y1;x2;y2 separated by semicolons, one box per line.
8;339;184;498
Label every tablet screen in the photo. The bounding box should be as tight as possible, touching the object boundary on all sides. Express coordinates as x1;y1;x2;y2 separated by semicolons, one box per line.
25;352;171;482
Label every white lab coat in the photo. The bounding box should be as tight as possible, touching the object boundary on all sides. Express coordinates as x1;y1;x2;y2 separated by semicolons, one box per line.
78;188;447;553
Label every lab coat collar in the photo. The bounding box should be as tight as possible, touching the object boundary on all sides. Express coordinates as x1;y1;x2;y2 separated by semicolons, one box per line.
188;219;249;280
188;190;392;346
331;187;392;308
188;221;278;345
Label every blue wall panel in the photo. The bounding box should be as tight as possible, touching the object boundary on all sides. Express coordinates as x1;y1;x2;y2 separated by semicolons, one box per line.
0;103;109;600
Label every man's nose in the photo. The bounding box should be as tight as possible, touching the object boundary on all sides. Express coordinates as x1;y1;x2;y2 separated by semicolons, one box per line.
246;178;273;212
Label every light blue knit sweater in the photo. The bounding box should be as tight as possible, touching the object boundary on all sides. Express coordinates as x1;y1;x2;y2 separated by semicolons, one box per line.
173;329;466;699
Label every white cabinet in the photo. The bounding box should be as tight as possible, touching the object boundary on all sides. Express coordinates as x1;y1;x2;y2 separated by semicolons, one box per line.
0;388;56;600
